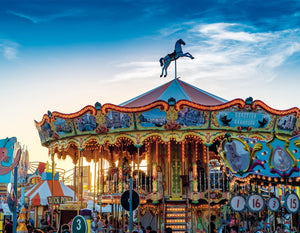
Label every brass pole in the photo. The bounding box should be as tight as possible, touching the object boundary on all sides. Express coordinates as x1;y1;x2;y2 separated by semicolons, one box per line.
77;150;81;215
74;163;77;203
207;145;211;233
80;150;83;209
97;147;101;204
137;147;140;190
100;150;103;216
93;150;96;211
51;151;54;227
137;146;140;232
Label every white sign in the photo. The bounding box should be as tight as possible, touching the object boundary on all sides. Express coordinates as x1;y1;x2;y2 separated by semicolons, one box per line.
247;194;265;212
230;195;246;212
267;197;280;212
285;193;300;214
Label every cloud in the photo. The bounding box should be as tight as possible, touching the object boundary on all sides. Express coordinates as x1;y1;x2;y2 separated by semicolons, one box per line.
0;40;19;60
196;23;263;42
127;22;300;84
190;24;300;81
158;21;195;38
7;9;84;24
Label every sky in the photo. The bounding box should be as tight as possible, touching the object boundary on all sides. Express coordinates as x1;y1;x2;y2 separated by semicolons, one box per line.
1;0;300;171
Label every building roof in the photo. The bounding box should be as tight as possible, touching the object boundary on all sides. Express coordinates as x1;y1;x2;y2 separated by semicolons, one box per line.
120;78;227;107
25;172;76;206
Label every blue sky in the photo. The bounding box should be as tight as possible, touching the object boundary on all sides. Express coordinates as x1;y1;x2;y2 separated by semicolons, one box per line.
1;0;300;168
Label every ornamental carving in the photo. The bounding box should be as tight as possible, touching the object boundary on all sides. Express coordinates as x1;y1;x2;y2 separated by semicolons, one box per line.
166;106;178;121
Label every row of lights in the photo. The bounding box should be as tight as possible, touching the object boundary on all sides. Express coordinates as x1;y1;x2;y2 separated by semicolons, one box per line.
166;219;185;223
166;225;185;229
167;207;185;211
166;213;185;217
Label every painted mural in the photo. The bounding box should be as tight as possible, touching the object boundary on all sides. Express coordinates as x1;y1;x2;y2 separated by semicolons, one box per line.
221;133;300;178
272;146;291;172
224;140;250;172
138;108;167;128
37;122;53;142
55;117;73;135
177;107;206;127
105;111;132;129
216;107;272;129
277;114;296;131
76;113;97;132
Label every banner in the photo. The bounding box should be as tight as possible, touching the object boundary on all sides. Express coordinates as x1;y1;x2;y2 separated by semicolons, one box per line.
0;137;20;183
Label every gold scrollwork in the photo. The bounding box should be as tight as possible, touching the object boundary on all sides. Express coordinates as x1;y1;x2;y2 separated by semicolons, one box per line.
166;106;178;121
95;111;106;125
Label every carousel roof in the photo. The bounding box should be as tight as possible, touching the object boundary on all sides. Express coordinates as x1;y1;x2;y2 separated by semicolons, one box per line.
120;78;227;107
25;172;75;206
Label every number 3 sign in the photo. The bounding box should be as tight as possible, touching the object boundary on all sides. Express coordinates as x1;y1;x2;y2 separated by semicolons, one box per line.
285;193;300;214
267;197;280;212
247;194;265;212
72;215;88;233
229;195;246;212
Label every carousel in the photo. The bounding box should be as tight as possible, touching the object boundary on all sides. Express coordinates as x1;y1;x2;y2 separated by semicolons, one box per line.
34;40;300;233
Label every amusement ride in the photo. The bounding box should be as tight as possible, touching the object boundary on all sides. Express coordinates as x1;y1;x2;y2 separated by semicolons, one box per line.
31;39;300;233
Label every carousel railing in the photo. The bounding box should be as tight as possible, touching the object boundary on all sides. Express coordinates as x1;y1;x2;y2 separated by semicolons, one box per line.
195;169;229;193
101;167;228;195
102;167;153;194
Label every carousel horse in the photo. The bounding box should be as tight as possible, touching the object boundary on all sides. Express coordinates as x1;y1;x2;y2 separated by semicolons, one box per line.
159;39;194;77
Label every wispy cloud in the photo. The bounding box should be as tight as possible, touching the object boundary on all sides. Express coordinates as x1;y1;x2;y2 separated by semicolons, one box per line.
158;21;195;37
7;9;84;24
118;22;300;84
196;23;262;42
0;40;19;60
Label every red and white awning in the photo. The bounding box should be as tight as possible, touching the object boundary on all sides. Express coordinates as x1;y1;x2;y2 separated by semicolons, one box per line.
25;179;76;206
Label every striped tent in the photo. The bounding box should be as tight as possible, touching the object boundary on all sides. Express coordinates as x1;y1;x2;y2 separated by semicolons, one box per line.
120;78;227;107
25;172;76;206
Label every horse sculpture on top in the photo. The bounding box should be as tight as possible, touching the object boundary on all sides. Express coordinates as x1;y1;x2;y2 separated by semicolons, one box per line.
159;39;194;77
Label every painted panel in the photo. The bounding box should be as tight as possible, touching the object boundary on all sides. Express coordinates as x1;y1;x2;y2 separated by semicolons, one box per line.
176;107;207;127
224;140;250;172
105;111;132;130
137;108;167;128
76;113;97;132
37;122;53;143
54;118;74;136
221;133;300;179
272;146;291;172
277;114;296;131
216;108;272;129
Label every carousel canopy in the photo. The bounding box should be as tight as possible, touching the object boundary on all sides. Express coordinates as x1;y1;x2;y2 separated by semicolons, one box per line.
120;78;227;107
25;172;76;206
